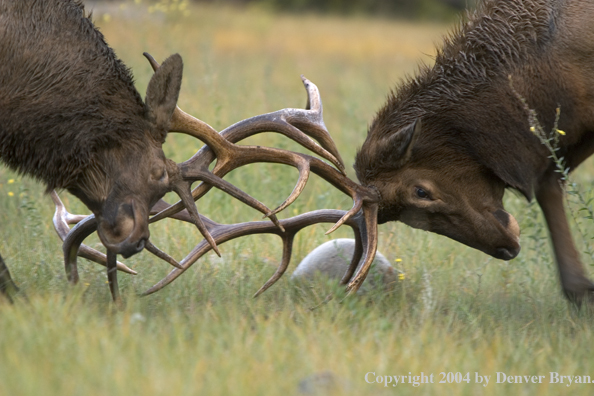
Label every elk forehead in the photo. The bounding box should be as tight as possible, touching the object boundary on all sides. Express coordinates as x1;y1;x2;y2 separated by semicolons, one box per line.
69;138;165;207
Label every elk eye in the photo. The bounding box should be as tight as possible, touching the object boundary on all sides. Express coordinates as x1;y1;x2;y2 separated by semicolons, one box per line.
415;187;430;199
158;169;167;182
151;167;167;182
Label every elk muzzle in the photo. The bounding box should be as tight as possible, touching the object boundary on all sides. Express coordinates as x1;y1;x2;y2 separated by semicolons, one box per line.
97;199;149;258
491;208;521;260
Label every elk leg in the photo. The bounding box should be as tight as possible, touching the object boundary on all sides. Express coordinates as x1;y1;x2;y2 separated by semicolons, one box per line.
535;174;594;302
0;254;19;303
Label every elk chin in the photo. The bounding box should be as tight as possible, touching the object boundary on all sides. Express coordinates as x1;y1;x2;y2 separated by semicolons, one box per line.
97;199;150;258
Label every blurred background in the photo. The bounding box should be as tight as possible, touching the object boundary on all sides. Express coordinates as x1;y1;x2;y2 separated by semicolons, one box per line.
89;0;478;20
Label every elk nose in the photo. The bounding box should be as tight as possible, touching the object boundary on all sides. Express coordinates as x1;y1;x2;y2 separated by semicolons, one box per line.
118;237;147;259
494;246;520;261
136;238;147;251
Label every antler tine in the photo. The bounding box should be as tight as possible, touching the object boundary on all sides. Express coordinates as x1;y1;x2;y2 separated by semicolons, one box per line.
167;164;221;257
325;196;363;235
339;230;364;285
344;202;379;294
63;215;99;284
252;233;294;298
145;240;183;270
216;75;345;173
106;249;121;303
51;191;137;278
51;190;86;226
266;160;310;217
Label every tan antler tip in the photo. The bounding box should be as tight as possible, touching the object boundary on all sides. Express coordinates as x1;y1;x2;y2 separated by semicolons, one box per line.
143;52;160;72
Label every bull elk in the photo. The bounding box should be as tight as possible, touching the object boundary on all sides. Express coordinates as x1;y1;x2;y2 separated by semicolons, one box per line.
355;0;594;302
0;0;380;302
0;0;200;300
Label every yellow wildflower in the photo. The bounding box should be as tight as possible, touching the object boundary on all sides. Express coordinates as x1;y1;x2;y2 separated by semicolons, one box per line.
556;129;566;136
529;126;535;132
8;179;14;184
395;258;402;262
7;192;14;197
398;273;405;281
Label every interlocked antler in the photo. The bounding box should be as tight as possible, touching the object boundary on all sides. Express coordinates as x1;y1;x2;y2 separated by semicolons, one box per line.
141;207;378;298
54;59;380;300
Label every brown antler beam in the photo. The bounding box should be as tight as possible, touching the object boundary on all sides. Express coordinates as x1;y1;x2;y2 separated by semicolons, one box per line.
140;205;378;296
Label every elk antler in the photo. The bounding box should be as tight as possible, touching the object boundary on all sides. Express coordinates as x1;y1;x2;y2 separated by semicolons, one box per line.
140;205;378;297
142;53;379;294
51;191;137;281
54;63;380;300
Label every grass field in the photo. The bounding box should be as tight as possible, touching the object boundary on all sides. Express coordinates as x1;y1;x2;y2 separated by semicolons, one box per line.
2;2;594;395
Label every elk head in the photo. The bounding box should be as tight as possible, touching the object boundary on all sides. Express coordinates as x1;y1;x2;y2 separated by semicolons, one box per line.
355;118;521;261
65;54;185;259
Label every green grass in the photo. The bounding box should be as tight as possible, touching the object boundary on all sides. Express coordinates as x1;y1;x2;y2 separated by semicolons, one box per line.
2;2;594;395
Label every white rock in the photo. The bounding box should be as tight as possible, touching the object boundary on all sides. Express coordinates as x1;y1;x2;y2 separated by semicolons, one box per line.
291;239;399;291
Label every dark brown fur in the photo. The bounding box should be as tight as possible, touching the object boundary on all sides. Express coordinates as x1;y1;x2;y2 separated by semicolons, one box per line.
0;0;185;297
355;0;594;301
0;0;153;190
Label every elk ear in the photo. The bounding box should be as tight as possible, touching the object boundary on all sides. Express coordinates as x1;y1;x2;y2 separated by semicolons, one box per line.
382;119;421;167
145;53;183;141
